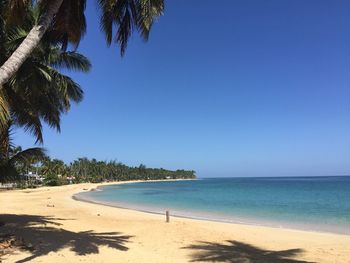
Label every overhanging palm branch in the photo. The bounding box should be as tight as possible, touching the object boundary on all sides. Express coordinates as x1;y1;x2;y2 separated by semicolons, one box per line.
1;9;91;143
0;146;47;183
0;0;32;27
48;0;87;49
50;51;91;72
0;0;164;88
41;0;164;54
98;0;164;55
0;90;9;131
9;147;46;166
0;121;46;183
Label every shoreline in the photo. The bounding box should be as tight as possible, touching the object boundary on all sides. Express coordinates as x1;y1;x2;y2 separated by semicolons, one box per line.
1;181;350;262
73;180;350;236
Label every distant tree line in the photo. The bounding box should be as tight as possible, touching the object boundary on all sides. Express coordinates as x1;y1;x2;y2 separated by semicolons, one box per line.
2;155;196;186
1;123;196;186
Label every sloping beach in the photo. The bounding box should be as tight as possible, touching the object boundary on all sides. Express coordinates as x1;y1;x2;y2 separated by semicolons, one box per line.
1;182;349;263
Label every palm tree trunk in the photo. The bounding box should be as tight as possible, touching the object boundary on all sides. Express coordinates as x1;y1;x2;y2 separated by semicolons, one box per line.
0;0;64;86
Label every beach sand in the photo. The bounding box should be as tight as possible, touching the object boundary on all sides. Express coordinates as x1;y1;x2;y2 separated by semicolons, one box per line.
1;182;349;262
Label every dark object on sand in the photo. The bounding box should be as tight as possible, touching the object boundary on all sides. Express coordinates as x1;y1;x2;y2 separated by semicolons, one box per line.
166;210;170;223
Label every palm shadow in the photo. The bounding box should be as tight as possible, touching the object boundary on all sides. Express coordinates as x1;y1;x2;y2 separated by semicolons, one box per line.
0;214;132;262
184;240;314;263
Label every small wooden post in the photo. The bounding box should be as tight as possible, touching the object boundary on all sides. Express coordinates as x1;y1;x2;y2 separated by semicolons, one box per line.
166;210;170;223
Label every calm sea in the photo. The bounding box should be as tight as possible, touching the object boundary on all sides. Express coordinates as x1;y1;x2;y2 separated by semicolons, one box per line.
75;176;350;234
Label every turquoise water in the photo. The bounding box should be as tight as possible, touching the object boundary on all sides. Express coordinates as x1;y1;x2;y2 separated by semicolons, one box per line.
75;177;350;234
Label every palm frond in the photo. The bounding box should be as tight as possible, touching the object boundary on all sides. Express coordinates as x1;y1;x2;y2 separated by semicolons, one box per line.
115;6;133;56
49;69;84;110
10;147;47;166
0;120;47;182
2;0;32;27
2;7;90;144
51;51;91;72
98;0;164;56
46;0;87;49
57;74;84;104
0;89;10;133
12;110;45;144
0;2;6;55
137;0;164;40
99;0;114;45
4;83;46;143
6;26;29;51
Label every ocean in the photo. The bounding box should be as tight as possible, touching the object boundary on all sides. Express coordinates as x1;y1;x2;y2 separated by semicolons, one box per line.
74;176;350;234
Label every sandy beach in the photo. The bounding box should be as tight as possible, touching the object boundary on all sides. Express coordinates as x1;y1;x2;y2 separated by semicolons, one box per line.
1;182;349;263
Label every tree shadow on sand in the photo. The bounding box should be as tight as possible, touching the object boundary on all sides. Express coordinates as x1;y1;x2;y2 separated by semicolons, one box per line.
0;214;132;262
184;240;314;263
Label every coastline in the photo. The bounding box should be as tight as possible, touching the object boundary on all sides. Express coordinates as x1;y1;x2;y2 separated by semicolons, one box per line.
1;181;350;262
74;180;350;236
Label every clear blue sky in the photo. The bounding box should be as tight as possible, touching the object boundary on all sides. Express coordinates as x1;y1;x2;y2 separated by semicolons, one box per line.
15;0;350;177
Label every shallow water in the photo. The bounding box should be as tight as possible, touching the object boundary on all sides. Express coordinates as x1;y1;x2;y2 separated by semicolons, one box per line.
75;177;350;234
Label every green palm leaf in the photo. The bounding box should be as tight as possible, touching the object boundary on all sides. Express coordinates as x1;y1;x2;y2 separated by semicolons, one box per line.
51;51;91;72
10;147;47;165
0;121;46;183
98;0;164;55
1;6;91;143
0;90;9;132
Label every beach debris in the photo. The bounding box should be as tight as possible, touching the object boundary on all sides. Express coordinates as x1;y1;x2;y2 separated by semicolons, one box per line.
97;214;100;216
0;235;31;250
166;210;170;223
46;204;55;207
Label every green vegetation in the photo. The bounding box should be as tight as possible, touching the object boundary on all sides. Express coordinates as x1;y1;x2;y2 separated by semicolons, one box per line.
1;155;196;186
0;6;91;185
0;1;195;187
0;0;164;129
0;121;46;183
0;5;91;143
40;157;196;185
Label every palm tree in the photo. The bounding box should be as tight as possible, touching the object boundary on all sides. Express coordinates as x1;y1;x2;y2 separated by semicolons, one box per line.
0;0;164;87
65;157;196;182
40;157;68;177
0;121;46;183
0;7;91;142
